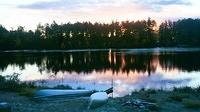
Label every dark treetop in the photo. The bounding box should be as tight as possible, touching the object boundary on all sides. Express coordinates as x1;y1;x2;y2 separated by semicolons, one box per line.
0;18;200;50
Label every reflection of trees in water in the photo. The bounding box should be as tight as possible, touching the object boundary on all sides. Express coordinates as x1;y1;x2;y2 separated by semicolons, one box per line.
159;52;200;72
0;51;199;74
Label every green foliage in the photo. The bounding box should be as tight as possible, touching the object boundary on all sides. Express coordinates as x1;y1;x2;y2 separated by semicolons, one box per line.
173;87;194;93
146;89;157;94
53;85;73;89
76;86;85;90
0;18;200;49
159;18;200;47
169;93;189;102
0;109;11;112
0;18;158;50
0;75;5;82
182;99;200;109
0;73;36;92
18;88;36;97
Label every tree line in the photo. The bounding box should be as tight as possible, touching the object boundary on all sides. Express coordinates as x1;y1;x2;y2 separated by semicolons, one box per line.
0;18;200;50
159;18;200;47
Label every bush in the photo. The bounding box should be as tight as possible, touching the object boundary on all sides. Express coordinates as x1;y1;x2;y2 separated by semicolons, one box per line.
0;73;36;92
76;86;85;90
146;89;157;94
53;85;72;89
0;75;5;82
173;87;193;93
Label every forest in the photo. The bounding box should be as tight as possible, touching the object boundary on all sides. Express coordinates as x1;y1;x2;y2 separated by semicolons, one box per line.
0;18;200;50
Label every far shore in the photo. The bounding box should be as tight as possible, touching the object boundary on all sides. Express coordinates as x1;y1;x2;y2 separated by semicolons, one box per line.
1;47;200;53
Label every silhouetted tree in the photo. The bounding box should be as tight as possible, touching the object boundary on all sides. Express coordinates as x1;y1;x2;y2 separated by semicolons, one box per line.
1;18;200;50
159;18;200;47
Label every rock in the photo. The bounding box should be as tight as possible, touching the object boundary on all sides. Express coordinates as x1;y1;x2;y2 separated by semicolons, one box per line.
0;102;11;112
122;99;157;109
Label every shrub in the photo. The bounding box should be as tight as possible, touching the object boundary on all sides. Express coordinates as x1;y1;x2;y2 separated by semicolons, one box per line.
76;86;85;90
173;87;193;93
53;85;72;89
0;73;36;92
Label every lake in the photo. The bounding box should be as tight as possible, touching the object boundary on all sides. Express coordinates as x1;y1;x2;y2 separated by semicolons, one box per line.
0;48;200;97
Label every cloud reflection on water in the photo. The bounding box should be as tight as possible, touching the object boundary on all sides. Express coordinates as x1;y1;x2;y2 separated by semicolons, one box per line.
20;67;193;97
0;50;200;97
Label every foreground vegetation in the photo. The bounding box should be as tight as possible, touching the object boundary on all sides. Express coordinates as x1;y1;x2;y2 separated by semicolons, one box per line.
0;74;200;112
0;74;75;97
0;86;200;112
0;18;200;50
99;87;200;112
0;73;36;97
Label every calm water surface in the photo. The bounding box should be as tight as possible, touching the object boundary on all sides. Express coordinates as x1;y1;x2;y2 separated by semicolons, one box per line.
0;48;200;97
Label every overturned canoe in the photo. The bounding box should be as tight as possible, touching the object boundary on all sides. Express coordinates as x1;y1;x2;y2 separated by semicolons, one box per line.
34;87;113;99
35;89;94;98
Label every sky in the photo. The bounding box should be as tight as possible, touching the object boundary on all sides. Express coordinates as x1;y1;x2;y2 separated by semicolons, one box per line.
0;0;200;30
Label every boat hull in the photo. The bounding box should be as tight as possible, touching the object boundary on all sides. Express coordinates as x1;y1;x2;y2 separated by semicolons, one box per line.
35;89;94;98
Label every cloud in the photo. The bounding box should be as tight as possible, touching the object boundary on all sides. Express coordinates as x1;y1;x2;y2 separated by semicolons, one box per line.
132;73;191;90
18;0;191;10
136;0;191;6
18;0;117;10
18;0;78;10
135;0;191;12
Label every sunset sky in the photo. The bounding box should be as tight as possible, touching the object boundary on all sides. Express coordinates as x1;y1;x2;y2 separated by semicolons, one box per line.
1;0;200;30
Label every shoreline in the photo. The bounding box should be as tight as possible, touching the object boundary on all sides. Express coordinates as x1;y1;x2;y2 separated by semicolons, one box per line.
0;47;200;54
1;87;200;112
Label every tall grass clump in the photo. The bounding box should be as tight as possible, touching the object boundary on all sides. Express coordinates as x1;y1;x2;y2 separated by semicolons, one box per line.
0;73;36;96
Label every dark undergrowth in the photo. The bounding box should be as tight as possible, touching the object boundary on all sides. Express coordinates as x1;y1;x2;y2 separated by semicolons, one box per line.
0;73;75;97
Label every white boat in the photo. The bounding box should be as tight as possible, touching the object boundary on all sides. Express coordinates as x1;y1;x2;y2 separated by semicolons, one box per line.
35;89;94;98
34;88;113;99
88;92;108;109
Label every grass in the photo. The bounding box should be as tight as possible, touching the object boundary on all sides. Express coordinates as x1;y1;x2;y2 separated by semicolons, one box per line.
107;87;200;112
18;88;36;97
1;73;200;111
182;99;200;109
169;93;189;102
0;109;11;112
0;74;77;97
